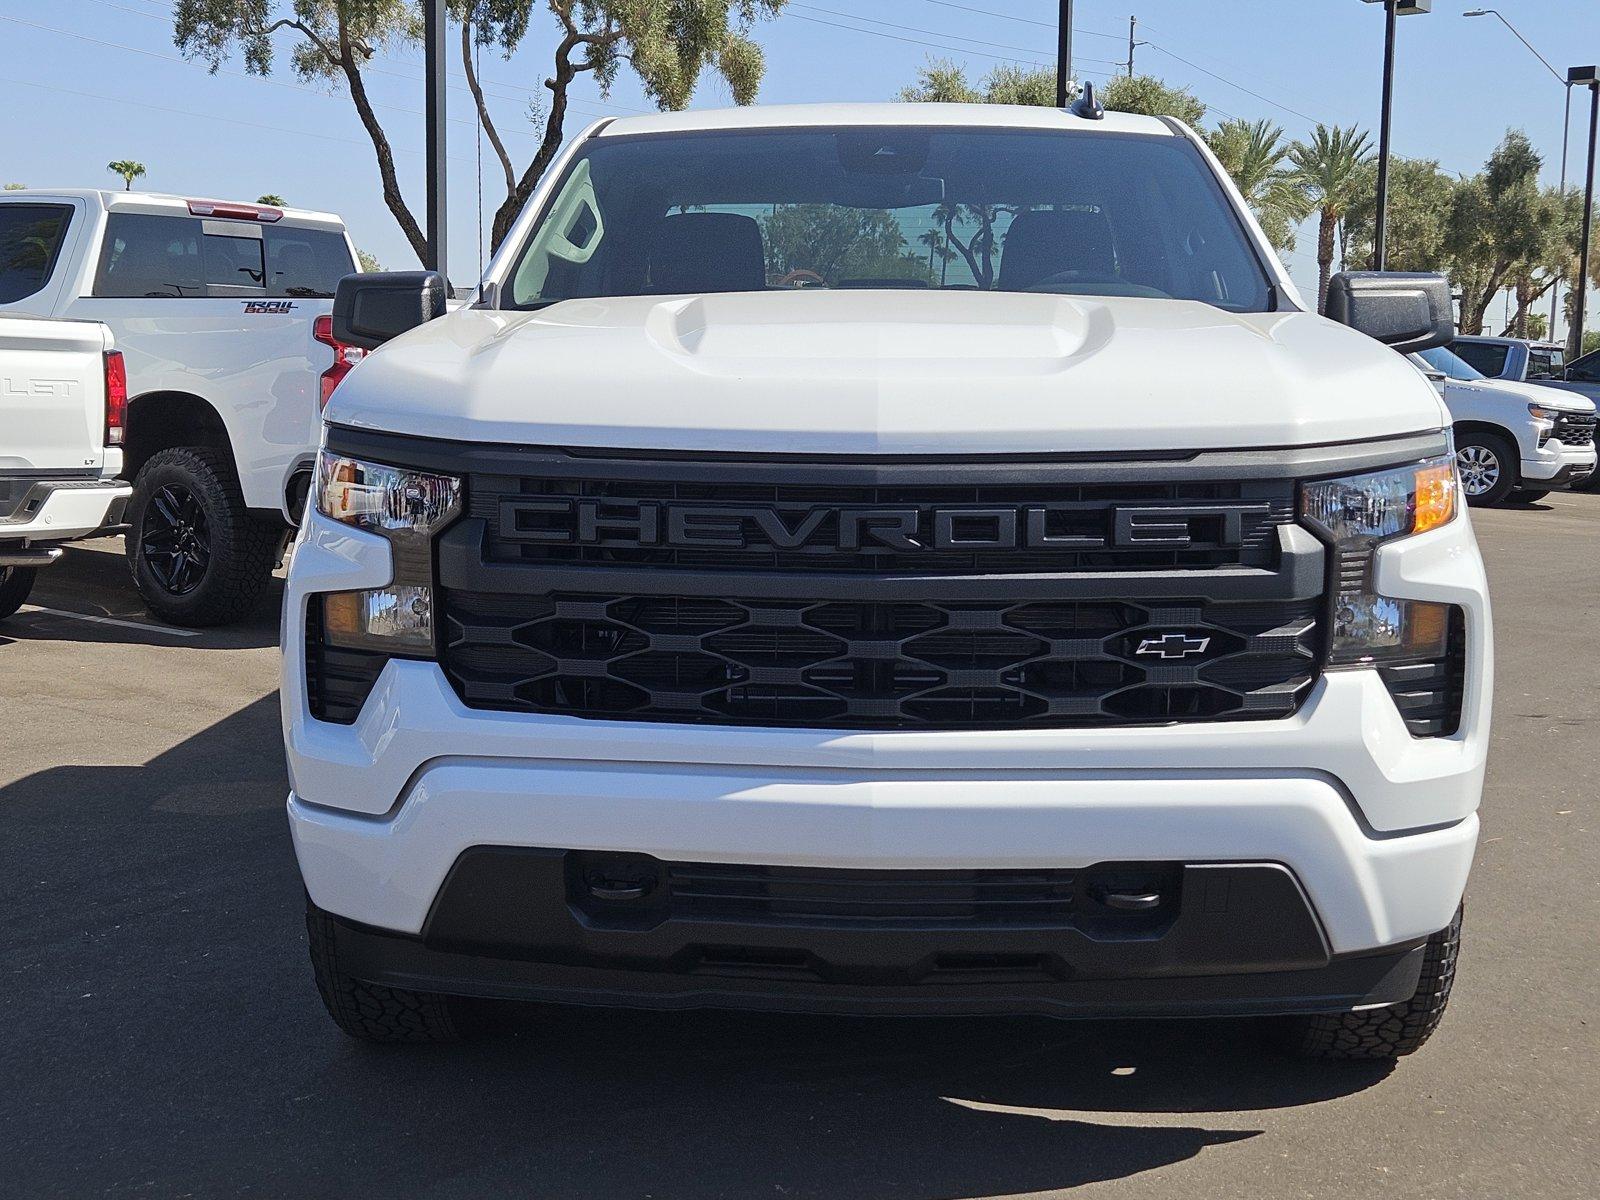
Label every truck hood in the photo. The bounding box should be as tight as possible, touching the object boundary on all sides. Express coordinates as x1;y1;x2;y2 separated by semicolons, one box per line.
327;291;1448;454
1474;376;1597;413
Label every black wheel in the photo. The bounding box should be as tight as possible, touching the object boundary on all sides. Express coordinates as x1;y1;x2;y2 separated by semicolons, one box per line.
1280;906;1462;1061
125;447;279;627
306;900;461;1044
1507;488;1550;504
0;565;36;621
1454;432;1517;507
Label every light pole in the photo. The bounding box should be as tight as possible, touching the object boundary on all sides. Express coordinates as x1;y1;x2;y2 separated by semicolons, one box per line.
1056;0;1073;107
423;0;447;281
1465;9;1571;339
1362;1;1432;271
1570;66;1599;356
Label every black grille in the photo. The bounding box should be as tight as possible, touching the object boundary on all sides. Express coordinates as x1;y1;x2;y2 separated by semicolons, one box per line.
664;862;1079;926
1378;608;1467;738
1553;413;1597;447
442;590;1320;729
305;599;387;725
471;474;1297;575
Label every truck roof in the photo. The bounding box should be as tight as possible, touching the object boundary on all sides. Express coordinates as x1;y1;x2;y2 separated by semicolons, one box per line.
0;188;346;231
1454;334;1565;351
592;101;1180;139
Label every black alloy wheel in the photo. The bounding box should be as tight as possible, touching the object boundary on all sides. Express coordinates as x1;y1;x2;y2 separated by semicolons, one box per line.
140;483;213;596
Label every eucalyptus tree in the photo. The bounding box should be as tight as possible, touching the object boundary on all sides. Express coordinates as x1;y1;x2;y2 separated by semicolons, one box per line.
175;1;788;260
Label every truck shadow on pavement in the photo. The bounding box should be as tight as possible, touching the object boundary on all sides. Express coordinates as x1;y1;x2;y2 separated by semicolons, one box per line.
3;694;1392;1199
0;539;283;651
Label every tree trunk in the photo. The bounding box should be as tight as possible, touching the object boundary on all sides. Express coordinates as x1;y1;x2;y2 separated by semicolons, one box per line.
338;28;427;265
1316;208;1336;315
489;34;588;253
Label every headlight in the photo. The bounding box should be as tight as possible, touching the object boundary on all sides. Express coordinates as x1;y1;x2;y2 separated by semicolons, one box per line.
1301;454;1458;667
312;449;461;654
315;451;461;539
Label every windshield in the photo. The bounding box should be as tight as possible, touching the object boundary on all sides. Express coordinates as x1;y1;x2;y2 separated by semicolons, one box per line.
504;126;1275;312
1418;345;1487;382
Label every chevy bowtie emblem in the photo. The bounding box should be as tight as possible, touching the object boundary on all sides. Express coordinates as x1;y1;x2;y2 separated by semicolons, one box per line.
1136;633;1212;660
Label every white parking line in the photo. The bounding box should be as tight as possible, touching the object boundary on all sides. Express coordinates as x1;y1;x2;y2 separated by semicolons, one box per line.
20;606;201;638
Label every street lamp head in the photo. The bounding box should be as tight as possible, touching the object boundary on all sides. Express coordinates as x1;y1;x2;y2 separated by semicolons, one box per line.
1361;0;1431;12
1463;9;1490;17
1569;65;1600;89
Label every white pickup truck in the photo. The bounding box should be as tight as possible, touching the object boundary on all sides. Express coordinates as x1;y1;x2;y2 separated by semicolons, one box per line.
285;103;1492;1063
0;313;130;619
0;190;361;625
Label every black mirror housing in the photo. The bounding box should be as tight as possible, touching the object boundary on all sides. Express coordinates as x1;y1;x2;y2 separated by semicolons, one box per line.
1324;271;1454;355
332;271;449;350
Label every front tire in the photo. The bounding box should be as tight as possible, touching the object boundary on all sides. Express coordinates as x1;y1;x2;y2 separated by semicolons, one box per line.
0;565;37;621
1280;906;1462;1061
306;901;461;1044
1455;432;1517;507
124;447;279;627
1508;488;1550;504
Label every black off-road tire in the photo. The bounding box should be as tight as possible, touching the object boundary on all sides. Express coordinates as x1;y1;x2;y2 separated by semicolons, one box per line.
125;447;279;627
306;901;461;1044
1281;906;1462;1061
1454;432;1518;508
0;565;37;620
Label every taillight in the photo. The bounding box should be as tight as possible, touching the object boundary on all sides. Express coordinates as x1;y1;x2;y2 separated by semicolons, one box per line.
104;350;127;446
313;315;364;408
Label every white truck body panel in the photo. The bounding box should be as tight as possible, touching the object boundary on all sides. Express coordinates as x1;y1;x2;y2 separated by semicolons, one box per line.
0;313;111;474
0;313;129;555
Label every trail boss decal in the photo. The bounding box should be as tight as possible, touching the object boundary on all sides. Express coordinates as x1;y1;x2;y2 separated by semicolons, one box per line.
242;301;298;315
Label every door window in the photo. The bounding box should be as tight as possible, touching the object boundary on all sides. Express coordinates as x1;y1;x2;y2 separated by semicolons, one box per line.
1567;350;1600;382
1526;347;1563;380
1450;341;1510;378
0;203;73;303
94;213;204;297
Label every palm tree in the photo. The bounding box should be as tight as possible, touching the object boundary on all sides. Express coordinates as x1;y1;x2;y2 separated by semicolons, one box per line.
1208;118;1307;254
107;160;146;192
1288;125;1375;313
257;194;287;207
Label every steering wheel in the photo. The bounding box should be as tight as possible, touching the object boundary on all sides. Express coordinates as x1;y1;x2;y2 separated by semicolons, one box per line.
1022;269;1126;292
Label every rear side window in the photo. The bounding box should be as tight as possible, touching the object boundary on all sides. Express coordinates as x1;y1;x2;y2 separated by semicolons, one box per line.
1451;341;1510;378
0;203;73;303
265;227;355;298
95;213;204;297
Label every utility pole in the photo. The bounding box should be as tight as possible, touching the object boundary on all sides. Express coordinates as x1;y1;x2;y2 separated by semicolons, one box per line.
1571;66;1600;356
423;0;447;283
1126;16;1138;77
1373;0;1398;270
1364;1;1431;271
1056;0;1073;107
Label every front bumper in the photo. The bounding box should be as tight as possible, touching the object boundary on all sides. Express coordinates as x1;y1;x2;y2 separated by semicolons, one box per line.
1521;442;1597;487
0;477;130;552
283;500;1491;1013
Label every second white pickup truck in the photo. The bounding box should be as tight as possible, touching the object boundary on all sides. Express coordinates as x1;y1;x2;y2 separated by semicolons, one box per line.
0;313;130;619
0;190;360;625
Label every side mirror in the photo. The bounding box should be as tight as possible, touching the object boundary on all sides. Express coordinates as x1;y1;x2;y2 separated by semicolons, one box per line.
1324;271;1454;355
332;271;448;350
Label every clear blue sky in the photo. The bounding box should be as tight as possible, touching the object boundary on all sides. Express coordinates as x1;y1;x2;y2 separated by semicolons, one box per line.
4;0;1599;315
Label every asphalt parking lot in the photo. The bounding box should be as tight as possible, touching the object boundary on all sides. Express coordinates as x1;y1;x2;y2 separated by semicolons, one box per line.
2;497;1596;1200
